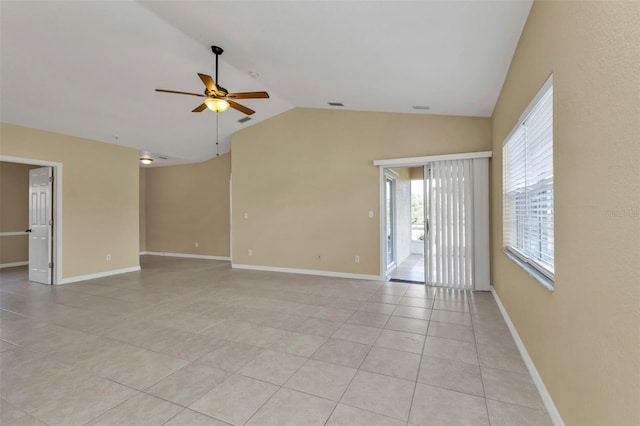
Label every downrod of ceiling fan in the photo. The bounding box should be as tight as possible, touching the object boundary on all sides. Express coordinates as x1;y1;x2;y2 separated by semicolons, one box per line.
211;45;223;83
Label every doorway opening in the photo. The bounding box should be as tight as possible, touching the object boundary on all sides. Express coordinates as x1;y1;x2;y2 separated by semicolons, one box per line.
376;152;491;291
0;155;63;285
384;166;425;283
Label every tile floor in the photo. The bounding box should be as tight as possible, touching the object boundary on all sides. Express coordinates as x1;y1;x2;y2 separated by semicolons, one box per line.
389;254;425;283
0;256;552;425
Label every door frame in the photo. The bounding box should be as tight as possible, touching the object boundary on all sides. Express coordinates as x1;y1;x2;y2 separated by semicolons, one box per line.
1;155;63;285
383;168;399;276
375;151;492;281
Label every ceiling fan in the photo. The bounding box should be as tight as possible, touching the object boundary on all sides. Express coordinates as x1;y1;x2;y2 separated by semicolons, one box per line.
156;46;269;116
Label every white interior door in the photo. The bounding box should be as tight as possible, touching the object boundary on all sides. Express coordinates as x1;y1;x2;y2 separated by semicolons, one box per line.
28;167;53;284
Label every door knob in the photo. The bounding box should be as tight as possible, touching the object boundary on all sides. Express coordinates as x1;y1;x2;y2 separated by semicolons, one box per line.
25;229;32;233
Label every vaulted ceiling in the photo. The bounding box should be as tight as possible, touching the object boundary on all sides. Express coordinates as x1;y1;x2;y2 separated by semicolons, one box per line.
1;1;532;166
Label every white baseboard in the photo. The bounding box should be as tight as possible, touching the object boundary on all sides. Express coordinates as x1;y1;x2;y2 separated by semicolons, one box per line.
143;251;230;261
59;266;141;285
139;251;149;255
232;263;380;281
490;286;564;426
0;261;28;269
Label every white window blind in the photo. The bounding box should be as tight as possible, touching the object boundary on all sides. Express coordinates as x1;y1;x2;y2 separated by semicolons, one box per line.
503;80;554;282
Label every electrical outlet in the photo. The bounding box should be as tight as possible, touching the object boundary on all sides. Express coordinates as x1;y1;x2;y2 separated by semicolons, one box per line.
195;242;199;248
248;249;253;256
106;254;111;261
355;255;360;263
368;211;374;218
244;212;249;219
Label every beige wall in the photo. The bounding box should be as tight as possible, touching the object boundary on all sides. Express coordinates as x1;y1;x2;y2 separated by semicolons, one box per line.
231;108;491;275
490;1;640;424
0;123;140;278
0;162;37;264
391;167;412;265
145;154;230;257
139;168;146;252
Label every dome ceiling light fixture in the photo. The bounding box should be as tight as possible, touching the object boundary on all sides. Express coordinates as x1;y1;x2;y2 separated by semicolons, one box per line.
140;157;153;165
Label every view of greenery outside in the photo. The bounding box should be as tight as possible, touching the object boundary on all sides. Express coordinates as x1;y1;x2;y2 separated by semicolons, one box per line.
411;180;424;241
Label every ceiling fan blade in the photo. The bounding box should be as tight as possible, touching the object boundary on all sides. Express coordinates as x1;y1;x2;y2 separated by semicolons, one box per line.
198;73;223;95
226;91;270;99
192;103;207;113
228;100;255;115
156;89;205;98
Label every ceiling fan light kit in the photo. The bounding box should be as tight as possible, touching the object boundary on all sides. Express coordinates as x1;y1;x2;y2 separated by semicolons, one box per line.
155;45;269;116
204;98;229;112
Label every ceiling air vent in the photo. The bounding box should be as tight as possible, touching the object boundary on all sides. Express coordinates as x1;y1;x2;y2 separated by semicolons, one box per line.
328;102;344;107
238;116;252;123
158;156;168;160
412;106;430;110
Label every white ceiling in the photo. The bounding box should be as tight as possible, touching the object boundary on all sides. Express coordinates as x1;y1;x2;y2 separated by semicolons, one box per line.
1;1;532;166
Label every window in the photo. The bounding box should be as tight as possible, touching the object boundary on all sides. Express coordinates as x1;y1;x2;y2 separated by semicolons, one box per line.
503;77;554;286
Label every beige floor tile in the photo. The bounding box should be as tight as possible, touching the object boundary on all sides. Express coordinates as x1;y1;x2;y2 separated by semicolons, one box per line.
474;324;514;347
296;318;343;337
346;311;390;328
195;341;264;372
358;302;397;315
311;338;370;368
332;323;381;345
423;336;478;365
238;349;306;385
164;409;231;426
477;342;527;373
190;374;278;426
392;305;431;320
246;388;335;426
385;316;429;335
200;320;257;340
486;399;553;426
367;294;403;304
374;329;425;354
146;364;228;406
430;309;472;326
326;404;406;426
284;359;357;401
427;321;475;342
4;412;47;426
86;393;182;426
409;383;489;426
433;300;471;313
31;379;138;426
312;307;354;322
360;346;421;381
270;331;326;357
417;355;484;396
1;399;28;423
232;325;291;348
398;296;434;308
341;370;415;421
482;367;545;411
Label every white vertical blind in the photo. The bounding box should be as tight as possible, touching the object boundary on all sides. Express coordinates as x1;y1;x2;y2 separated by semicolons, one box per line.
503;82;554;280
425;159;474;290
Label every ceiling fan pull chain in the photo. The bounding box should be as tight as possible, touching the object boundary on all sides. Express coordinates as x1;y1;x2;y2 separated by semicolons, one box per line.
216;112;220;157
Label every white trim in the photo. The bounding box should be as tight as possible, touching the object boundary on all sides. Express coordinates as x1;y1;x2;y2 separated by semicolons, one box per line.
143;251;231;261
0;231;29;236
378;166;386;280
59;265;141;285
490;286;564;426
139;251;150;255
0;261;29;269
373;151;492;168
232;263;380;281
229;173;233;263
1;155;63;285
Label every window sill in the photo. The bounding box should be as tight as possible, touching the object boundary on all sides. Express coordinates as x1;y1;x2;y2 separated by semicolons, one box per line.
503;250;554;291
